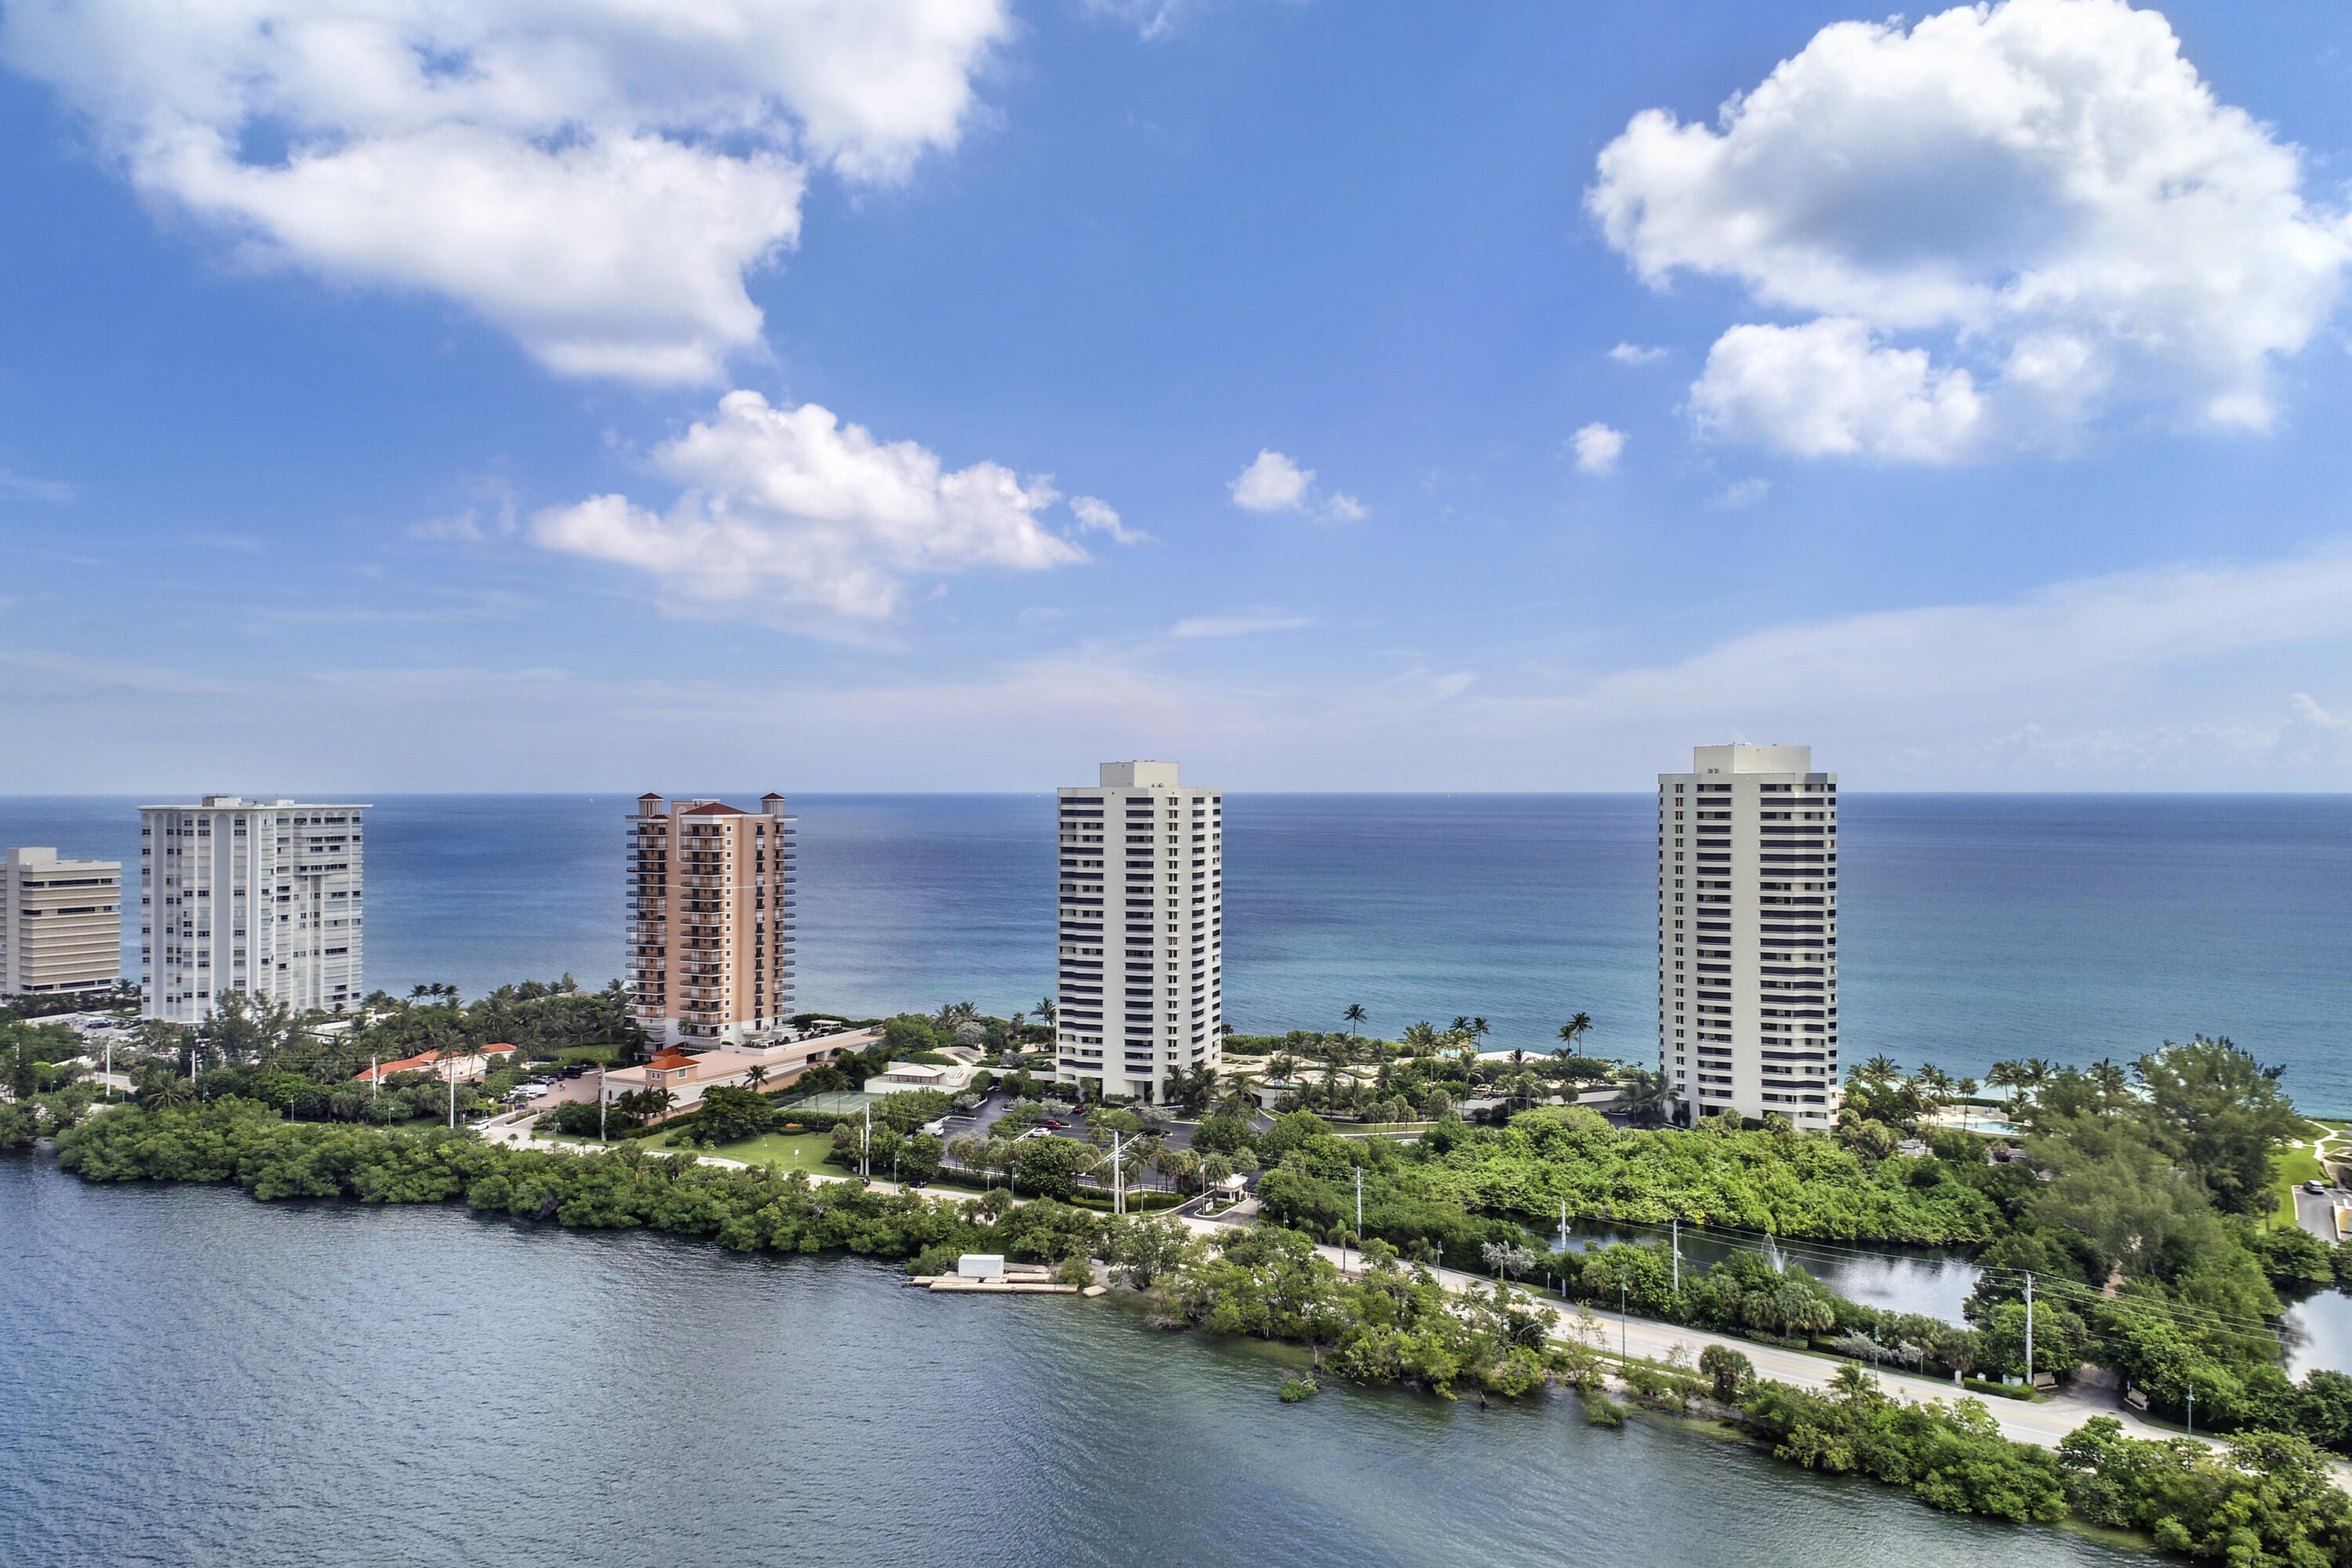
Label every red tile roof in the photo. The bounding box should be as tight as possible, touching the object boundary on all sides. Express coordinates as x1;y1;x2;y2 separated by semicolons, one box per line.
354;1042;516;1083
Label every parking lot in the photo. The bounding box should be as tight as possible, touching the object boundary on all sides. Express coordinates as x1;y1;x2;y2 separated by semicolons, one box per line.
500;1067;604;1114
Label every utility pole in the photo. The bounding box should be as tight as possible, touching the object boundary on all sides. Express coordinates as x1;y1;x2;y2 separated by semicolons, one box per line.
447;1054;456;1128
1112;1132;1124;1215
600;1083;608;1141
2186;1387;2194;1439
862;1104;872;1181
1671;1217;1680;1294
1621;1279;1628;1360
372;1054;379;1100
1354;1167;1363;1276
2024;1272;2034;1390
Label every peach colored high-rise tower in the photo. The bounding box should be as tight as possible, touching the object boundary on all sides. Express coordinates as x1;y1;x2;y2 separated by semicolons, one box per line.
626;794;796;1049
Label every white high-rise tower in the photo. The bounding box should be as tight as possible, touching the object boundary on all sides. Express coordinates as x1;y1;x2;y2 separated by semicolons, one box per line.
140;797;368;1022
1054;761;1224;1103
1657;746;1840;1125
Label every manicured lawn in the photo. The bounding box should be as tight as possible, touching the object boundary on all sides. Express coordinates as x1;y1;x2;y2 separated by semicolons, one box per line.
655;1130;844;1173
2271;1120;2335;1227
528;1128;845;1174
524;1128;1009;1194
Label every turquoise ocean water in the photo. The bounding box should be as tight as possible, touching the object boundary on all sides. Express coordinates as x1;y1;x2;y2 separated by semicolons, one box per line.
2;793;2346;1111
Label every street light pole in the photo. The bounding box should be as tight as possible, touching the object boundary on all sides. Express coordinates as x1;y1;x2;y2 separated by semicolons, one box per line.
1621;1279;1628;1360
1354;1167;1363;1276
2025;1272;2035;1390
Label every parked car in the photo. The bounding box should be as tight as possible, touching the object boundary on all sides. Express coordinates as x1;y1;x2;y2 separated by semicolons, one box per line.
560;1065;586;1079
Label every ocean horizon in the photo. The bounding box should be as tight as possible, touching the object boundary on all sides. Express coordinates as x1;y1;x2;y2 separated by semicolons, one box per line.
5;790;2347;1113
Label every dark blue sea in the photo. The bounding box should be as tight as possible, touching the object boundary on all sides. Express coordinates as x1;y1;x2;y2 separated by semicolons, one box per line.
4;793;2347;1111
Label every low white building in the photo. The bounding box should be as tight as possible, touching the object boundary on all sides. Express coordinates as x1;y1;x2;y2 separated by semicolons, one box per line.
600;1026;880;1115
862;1058;979;1096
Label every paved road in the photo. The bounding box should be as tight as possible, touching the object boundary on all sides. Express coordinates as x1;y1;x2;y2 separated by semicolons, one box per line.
1174;1212;2199;1456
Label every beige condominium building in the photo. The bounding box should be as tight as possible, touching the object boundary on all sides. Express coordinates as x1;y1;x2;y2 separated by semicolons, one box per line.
626;794;796;1049
2;847;123;997
1054;761;1223;1102
1657;745;1840;1127
140;797;368;1022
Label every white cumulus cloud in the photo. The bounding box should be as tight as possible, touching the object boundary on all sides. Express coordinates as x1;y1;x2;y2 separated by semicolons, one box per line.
0;0;1011;383
1071;495;1153;546
532;390;1085;631
1571;423;1626;475
1229;448;1364;522
1588;0;2352;460
1692;320;1985;462
1607;343;1668;365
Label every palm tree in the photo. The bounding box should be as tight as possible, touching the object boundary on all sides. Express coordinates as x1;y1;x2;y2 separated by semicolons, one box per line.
1402;1022;1439;1057
1616;1067;1675;1126
1036;996;1058;1026
1828;1363;1880;1402
1342;1004;1367;1040
1155;1145;1202;1195
744;1063;768;1091
1557;1012;1593;1051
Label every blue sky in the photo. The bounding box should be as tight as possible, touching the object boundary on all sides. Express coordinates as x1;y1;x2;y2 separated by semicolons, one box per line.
3;0;2351;792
